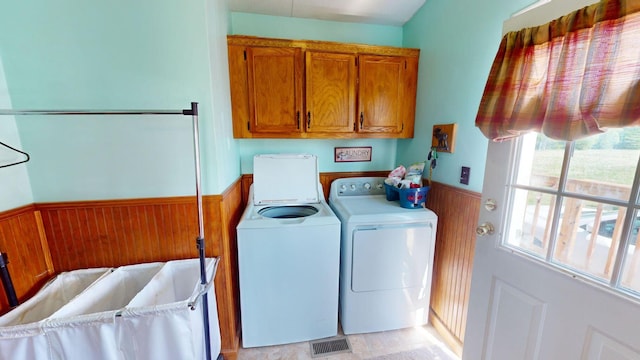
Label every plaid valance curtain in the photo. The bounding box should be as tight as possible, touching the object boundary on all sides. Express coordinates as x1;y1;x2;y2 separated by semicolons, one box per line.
476;0;640;141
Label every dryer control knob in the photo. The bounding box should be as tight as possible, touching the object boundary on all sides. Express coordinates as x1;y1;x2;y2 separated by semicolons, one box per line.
350;184;357;191
364;183;371;190
340;184;347;191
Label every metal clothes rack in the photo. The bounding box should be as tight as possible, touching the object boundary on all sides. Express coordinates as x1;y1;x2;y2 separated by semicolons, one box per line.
0;102;214;360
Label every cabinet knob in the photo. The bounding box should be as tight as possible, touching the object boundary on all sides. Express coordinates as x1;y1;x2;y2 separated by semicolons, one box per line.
296;111;300;129
307;111;311;129
360;112;364;128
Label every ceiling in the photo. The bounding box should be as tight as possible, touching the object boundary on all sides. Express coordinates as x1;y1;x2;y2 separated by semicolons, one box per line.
228;0;426;26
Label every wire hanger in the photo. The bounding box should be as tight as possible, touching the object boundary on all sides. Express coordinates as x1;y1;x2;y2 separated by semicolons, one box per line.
0;141;30;169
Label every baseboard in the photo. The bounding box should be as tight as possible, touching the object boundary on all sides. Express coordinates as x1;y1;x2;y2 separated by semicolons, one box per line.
430;309;463;357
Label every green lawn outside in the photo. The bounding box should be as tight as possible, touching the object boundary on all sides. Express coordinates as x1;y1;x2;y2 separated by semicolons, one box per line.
533;149;640;186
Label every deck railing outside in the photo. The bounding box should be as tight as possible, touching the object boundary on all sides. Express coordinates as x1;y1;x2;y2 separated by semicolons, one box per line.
514;175;640;292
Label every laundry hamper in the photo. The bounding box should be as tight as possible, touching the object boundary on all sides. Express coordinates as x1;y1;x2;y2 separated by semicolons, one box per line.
0;258;220;360
0;267;112;359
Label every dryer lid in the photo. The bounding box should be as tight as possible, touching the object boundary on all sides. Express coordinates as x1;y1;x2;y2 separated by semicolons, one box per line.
253;154;320;205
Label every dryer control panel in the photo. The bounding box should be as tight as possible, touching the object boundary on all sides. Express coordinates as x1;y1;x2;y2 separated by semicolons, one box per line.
331;177;387;197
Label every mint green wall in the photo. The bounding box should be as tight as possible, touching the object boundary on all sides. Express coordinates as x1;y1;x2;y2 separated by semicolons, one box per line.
205;0;240;194
398;0;534;192
0;0;543;205
238;139;395;174
0;61;33;211
0;116;31;211
230;13;403;46
0;0;237;202
231;13;403;174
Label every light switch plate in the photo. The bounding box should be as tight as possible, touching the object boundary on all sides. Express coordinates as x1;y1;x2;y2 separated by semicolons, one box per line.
460;166;470;185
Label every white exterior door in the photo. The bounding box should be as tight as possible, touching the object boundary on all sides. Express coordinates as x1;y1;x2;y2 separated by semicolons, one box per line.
464;1;640;358
463;138;640;359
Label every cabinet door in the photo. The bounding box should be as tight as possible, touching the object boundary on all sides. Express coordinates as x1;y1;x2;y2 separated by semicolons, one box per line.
246;47;303;135
305;51;356;135
357;55;417;137
228;45;251;138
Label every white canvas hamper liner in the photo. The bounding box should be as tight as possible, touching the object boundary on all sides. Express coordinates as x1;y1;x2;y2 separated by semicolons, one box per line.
0;268;111;329
0;258;220;360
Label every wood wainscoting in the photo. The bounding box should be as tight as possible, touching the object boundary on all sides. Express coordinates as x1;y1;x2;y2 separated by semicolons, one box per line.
0;205;54;311
426;181;481;357
0;174;479;359
0;181;244;360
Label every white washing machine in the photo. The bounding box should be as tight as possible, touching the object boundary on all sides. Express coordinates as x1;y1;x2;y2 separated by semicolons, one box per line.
329;177;438;335
236;154;341;348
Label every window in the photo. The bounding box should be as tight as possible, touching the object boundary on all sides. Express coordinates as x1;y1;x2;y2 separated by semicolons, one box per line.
505;129;640;297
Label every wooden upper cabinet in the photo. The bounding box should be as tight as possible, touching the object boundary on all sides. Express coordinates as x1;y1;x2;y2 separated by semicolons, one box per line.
246;46;304;136
227;35;419;139
305;51;356;134
228;44;251;138
357;55;417;137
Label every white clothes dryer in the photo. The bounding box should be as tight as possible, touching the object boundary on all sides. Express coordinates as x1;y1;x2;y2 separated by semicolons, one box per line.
236;154;340;348
329;177;438;335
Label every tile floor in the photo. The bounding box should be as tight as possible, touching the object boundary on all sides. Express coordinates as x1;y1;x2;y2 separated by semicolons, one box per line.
236;325;460;360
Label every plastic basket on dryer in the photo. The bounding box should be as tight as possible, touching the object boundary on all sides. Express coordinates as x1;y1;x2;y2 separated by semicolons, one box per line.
384;183;430;209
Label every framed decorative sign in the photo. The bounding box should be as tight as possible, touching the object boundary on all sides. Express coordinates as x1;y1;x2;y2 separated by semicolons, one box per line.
334;146;372;162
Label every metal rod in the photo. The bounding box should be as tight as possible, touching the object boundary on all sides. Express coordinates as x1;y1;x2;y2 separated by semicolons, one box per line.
0;107;192;169
190;102;205;247
190;102;212;360
0;101;215;358
0;109;184;116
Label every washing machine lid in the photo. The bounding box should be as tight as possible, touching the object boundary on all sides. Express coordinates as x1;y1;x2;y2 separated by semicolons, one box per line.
253;154;320;205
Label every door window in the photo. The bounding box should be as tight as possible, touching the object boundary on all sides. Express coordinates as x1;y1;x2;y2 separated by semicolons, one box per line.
505;129;640;297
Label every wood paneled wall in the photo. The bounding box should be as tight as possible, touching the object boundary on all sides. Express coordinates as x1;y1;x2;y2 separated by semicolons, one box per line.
0;183;244;360
0;174;480;359
0;205;54;312
212;181;244;359
426;181;480;356
37;197;200;271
